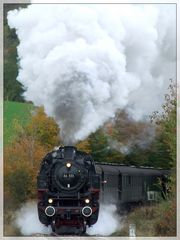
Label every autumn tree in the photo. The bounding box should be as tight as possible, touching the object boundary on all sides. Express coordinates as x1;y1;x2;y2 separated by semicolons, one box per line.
150;80;176;169
88;129;124;163
25;107;61;150
4;107;60;206
75;139;91;153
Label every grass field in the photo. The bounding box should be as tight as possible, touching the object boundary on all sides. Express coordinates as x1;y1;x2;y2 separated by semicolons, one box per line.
4;101;34;145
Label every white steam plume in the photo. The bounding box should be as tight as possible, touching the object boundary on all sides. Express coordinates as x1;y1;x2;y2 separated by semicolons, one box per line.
15;201;51;235
87;204;121;236
7;4;176;144
15;202;120;236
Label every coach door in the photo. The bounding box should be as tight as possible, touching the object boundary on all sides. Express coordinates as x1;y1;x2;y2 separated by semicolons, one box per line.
118;172;122;201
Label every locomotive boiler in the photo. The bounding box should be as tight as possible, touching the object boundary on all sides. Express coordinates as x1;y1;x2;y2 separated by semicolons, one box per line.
37;146;100;235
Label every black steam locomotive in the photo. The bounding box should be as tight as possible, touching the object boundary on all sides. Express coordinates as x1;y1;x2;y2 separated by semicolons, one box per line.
37;146;169;235
37;146;100;234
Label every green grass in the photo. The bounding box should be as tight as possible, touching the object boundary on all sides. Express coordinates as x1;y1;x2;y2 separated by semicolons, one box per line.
4;101;34;145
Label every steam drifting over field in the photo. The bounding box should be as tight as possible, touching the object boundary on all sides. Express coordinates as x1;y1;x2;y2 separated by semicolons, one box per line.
8;4;176;144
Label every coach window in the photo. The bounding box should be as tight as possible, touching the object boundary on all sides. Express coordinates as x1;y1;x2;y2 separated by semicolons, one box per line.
132;176;134;187
124;176;126;187
134;176;136;186
128;176;131;186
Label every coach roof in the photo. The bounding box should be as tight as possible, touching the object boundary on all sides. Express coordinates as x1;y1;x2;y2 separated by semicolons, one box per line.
95;162;168;176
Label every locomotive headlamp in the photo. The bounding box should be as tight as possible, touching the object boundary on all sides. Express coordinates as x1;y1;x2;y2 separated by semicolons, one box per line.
66;162;72;168
85;198;90;204
48;198;53;204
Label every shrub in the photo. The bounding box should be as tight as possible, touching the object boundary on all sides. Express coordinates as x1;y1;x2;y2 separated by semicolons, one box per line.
155;199;176;236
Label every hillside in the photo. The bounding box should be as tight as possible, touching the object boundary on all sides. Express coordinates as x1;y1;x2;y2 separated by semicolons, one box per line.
4;101;34;145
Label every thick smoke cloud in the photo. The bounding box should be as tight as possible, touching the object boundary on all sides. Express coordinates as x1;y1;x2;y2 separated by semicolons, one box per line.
7;4;176;144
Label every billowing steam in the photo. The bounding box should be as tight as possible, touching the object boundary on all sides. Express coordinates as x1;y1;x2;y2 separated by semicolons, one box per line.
15;201;51;235
87;204;120;236
7;4;176;144
14;202;120;236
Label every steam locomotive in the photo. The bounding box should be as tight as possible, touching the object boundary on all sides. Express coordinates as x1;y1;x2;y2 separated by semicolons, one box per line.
37;146;169;235
37;146;100;234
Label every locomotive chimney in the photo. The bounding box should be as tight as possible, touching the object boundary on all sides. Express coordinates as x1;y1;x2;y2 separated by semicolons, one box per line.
61;146;77;160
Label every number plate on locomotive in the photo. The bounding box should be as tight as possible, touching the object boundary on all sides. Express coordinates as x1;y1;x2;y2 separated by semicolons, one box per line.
63;173;75;178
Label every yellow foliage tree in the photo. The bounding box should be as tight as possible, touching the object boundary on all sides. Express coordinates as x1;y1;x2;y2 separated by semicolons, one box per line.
4;106;61;205
75;139;91;153
24;107;61;150
4;138;47;205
